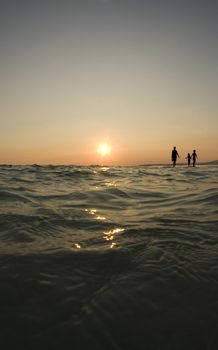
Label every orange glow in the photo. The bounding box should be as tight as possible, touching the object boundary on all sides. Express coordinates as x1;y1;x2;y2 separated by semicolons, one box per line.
97;143;111;156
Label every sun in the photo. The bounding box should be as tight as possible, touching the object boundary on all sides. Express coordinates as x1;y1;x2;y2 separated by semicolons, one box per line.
97;143;111;156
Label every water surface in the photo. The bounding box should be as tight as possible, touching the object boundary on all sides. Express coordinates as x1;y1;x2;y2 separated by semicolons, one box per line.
0;165;218;349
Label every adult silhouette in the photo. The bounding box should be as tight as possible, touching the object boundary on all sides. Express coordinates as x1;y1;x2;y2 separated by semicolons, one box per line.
191;150;198;167
171;146;180;167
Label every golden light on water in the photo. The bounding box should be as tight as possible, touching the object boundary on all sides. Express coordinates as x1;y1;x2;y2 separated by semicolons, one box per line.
75;243;81;249
84;208;124;248
110;242;117;249
96;215;106;220
103;228;124;248
85;209;97;215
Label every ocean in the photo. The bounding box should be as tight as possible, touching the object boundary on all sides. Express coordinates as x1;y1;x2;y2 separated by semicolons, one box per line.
0;164;218;349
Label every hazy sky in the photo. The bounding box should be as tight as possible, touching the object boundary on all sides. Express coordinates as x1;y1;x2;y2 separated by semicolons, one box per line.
1;0;218;164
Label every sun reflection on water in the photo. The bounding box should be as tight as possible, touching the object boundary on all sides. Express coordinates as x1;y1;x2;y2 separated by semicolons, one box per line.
84;209;97;215
74;243;81;249
84;209;124;249
101;167;110;172
85;208;106;221
106;181;116;187
103;228;124;247
110;242;117;249
96;215;106;220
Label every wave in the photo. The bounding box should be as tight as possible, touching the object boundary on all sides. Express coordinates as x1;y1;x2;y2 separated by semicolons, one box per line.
0;165;218;349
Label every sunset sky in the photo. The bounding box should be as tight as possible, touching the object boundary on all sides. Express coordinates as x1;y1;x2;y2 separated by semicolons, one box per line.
1;0;218;165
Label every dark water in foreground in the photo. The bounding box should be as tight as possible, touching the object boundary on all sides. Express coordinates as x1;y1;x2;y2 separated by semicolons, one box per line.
0;165;218;349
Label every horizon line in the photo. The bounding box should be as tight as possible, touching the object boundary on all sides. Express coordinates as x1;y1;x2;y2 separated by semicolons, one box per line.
0;160;218;167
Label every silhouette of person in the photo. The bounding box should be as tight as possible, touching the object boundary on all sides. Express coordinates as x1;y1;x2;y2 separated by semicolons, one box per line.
186;153;191;166
191;150;198;167
171;146;180;167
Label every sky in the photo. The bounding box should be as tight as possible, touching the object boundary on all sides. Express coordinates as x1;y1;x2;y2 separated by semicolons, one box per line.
1;0;218;165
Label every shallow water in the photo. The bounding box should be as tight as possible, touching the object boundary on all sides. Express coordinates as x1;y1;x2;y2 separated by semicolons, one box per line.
0;165;218;349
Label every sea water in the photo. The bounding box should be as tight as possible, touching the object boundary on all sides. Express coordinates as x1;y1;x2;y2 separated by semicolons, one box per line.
0;165;218;349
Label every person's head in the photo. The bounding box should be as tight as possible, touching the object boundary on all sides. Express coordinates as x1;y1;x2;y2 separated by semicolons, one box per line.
173;146;176;150
193;150;196;153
